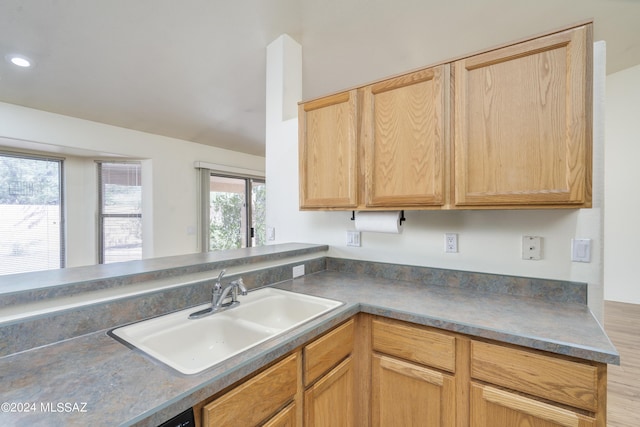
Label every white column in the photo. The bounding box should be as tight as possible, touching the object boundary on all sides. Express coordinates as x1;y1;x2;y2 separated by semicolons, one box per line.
265;35;303;245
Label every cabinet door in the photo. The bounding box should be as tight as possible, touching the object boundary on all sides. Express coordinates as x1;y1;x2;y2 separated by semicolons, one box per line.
471;383;596;427
453;25;592;207
262;402;297;427
304;319;354;386
470;340;600;412
299;90;359;209
364;66;447;207
202;353;298;427
372;354;455;427
304;357;355;427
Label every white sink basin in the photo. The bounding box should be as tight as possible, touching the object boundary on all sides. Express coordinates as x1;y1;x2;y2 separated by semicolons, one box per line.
110;288;342;374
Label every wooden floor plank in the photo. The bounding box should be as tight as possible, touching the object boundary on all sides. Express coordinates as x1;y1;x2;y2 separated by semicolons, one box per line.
604;301;640;427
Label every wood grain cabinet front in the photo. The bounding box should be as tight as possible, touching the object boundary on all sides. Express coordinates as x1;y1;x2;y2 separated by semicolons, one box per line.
372;317;456;372
298;90;359;210
452;24;592;208
470;383;597;427
201;353;299;427
470;340;606;427
372;353;455;427
363;66;447;208
263;402;298;427
371;317;457;427
298;23;593;211
304;319;355;386
303;319;356;427
192;313;608;427
298;66;447;211
304;357;355;427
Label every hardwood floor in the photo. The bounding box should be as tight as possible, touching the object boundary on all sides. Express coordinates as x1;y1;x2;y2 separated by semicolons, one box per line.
604;301;640;426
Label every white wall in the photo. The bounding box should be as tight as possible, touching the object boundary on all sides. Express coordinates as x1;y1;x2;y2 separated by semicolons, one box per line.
604;64;640;304
0;101;265;266
266;37;606;318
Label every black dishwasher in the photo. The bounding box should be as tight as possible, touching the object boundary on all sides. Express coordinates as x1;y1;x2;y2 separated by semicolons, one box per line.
157;407;194;427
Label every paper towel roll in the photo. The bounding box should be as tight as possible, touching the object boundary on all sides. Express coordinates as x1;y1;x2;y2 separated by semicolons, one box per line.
354;211;403;234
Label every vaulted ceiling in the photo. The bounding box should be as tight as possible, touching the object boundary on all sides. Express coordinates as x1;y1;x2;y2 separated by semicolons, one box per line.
1;0;639;157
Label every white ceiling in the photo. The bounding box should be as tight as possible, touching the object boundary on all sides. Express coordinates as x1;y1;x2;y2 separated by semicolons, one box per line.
1;1;639;157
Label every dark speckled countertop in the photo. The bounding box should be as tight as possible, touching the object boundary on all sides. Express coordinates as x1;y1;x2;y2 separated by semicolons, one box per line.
0;270;619;427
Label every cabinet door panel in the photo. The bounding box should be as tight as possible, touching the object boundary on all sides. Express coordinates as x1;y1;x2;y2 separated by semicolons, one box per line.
471;383;596;427
202;353;298;427
304;357;355;427
471;340;599;412
364;66;446;207
304;319;354;386
372;354;455;427
299;91;358;209
262;402;297;427
453;25;591;207
372;317;456;372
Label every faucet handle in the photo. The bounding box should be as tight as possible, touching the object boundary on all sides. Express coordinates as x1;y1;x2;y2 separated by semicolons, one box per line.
228;278;248;304
234;278;247;295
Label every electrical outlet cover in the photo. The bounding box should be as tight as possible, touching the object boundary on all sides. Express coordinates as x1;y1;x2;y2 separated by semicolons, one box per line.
522;236;542;260
292;265;305;278
444;233;458;253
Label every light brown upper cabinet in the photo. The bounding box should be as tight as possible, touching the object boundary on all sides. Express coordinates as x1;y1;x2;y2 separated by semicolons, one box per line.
453;24;592;208
364;66;447;208
298;66;447;211
299;90;359;209
298;22;593;211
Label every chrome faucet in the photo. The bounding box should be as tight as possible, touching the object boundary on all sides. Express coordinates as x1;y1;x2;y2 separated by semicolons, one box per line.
213;278;248;309
189;270;248;319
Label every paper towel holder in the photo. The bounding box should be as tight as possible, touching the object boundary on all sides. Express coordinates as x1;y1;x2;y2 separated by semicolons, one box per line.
351;210;406;225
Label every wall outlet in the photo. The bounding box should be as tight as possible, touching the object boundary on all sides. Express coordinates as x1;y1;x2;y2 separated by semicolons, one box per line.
292;264;305;278
444;233;458;253
522;236;542;260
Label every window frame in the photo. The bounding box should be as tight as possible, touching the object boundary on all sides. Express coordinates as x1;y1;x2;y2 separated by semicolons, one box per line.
200;170;265;252
0;150;65;273
97;161;142;264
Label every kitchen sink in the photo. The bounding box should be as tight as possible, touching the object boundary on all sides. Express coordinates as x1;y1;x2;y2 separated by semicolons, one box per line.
110;287;343;374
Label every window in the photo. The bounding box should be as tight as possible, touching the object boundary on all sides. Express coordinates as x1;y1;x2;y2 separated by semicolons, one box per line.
0;152;64;275
204;173;266;251
97;162;142;264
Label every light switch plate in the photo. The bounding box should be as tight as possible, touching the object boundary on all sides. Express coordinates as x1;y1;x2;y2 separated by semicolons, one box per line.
267;227;275;241
571;238;592;263
347;230;361;247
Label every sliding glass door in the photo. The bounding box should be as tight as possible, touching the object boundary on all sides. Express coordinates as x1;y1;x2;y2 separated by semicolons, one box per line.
207;174;265;251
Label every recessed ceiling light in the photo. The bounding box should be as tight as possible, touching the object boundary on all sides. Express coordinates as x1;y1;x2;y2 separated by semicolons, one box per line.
6;54;33;68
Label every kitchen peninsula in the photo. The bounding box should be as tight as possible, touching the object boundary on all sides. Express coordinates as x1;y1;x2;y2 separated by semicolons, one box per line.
0;243;617;426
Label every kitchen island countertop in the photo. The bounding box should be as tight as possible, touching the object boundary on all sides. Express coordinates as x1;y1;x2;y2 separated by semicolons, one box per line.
0;269;618;426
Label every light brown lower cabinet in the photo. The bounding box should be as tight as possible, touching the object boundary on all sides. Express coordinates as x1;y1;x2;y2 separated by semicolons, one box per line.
470;383;596;427
304;357;355;426
263;402;298;427
199;352;299;427
372;353;455;427
469;339;606;427
193;314;607;427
